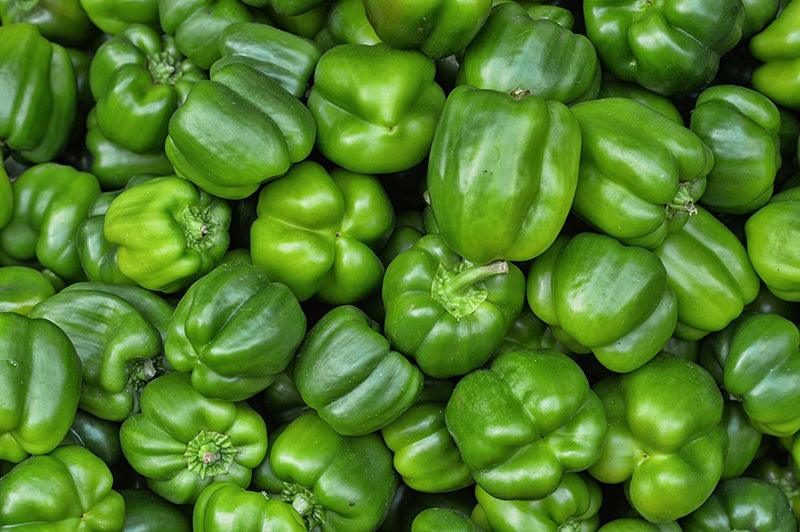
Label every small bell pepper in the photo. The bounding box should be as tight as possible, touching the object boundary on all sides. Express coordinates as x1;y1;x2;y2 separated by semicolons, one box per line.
0;0;93;45
411;508;479;532
266;2;327;39
314;0;381;49
750;459;800;518
0;266;56;314
77;188;135;285
380;211;424;266
61;410;122;466
263;373;311;427
79;0;160;34
121;489;191;532
495;308;574;358
751;0;800;109
193;481;305;531
720;402;762;480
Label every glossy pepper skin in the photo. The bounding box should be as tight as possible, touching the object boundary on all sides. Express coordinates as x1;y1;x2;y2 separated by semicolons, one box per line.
741;0;781;36
458;3;600;105
214;22;323;98
120;372;268;504
599;519;681;532
0;163;100;281
598;75;683;124
382;402;473;493
471;474;602;532
252;412;397;531
0;446;125;531
104;176;231;293
61;410;122;466
571;98;713;248
250;161;394;304
0;0;93;45
583;0;745;95
427;84;580;265
720;403;762;479
0;313;81;463
699;313;800;436
308;43;445;174
750;459;800;518
0;266;56;314
0;23;76;163
314;0;381;49
294;306;423;436
79;0;159;34
77;187;135;285
89;25;204;154
745;187;800;301
528;233;677;373
654;207;760;340
411;508;479;532
166;260;307;401
383;235;524;377
166;62;315;199
690;85;781;214
589;355;726;523
682;477;796;531
121;489;191;532
364;0;491;58
751;0;800;109
193;481;305;531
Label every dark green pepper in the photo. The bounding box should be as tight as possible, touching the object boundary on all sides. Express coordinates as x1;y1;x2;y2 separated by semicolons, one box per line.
121;489;192;532
79;0;160;34
720;402;762;480
0;265;56;314
411;508;480;532
314;0;381;49
0;0;93;45
61;410;122;466
77;187;134;285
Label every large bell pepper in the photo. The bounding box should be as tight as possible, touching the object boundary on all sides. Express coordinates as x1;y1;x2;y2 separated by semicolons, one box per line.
61;410;122;466
583;0;745;95
120;372;268;504
252;412;397;531
104;176;231;292
166;260;306;401
446;349;607;501
382;234;525;377
427;84;580;264
720;402;762;480
527;233;677;373
79;0;159;34
193;482;305;531
682;477;796;531
654;207;760;339
307;43;445;174
0;266;56;314
458;3;600;105
0;446;125;530
382;402;473;494
250;161;394;303
589;355;726;523
0;313;81;463
314;0;381;49
570;98;713;248
121;489;191;532
750;459;800;518
0;23;76;163
364;0;491;58
0;163;100;281
598;75;683;124
166;62;315;199
294;305;423;436
745;187;800;301
0;0;93;45
471;474;602;531
699;312;800;436
751;0;800;109
690;85;781;213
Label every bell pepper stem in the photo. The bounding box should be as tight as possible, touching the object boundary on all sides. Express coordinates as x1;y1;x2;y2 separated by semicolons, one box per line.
445;261;508;293
666;183;698;217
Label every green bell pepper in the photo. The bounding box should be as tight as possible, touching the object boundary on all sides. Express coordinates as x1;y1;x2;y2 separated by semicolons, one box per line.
589;355;726;523
380;485;476;532
364;0;491;58
427;84;580;264
699;312;800;436
167;62;315;199
654;207;760;339
0;0;93;45
266;2;327;39
0;312;81;463
250;161;394;304
745;187;800;301
597;75;683;124
720;402;762;479
742;0;782;36
252;412;397;531
0;266;56;314
294;305;423;436
411;508;479;532
0;446;125;530
307;43;445;174
690;85;781;214
494;308;574;357
314;0;381;49
121;489;191;532
89;24;204;154
166;260;306;401
471;474;602;531
193;481;305;531
583;0;745;95
61;410;122;466
214;22;322;98
527;233;677;373
662;336;699;362
571;98;713;248
79;0;159;34
446;349;607;501
0;166;11;230
382;402;473;493
747;283;800;321
751;0;800;109
120;372;268;504
0;163;100;281
29;286;167;421
104;176;231;292
263;373;311;427
750;459;800;518
77;188;134;285
599;519;681;532
682;477;796;531
380;211;424;266
458;3;599;104
269;0;326;16
382;234;525;377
